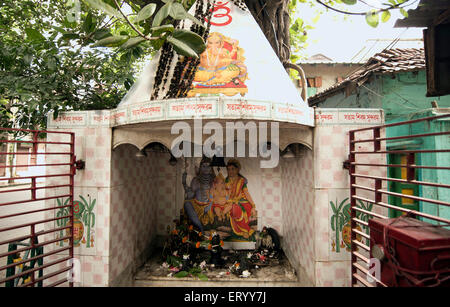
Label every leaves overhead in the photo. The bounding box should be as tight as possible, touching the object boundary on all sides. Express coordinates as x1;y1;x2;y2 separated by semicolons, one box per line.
135;3;157;23
166;29;205;58
81;0;206;68
365;10;380;28
0;0;141;130
289;0;415;68
0;0;207;130
83;0;123;19
1;0;416;130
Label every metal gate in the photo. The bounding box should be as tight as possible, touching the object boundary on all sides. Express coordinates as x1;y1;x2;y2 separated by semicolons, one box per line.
0;127;76;287
349;113;450;287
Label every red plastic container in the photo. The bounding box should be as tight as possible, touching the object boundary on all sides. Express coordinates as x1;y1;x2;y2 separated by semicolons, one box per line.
369;216;450;287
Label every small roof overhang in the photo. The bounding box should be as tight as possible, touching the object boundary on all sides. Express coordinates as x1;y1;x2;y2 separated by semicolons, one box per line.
395;0;450;28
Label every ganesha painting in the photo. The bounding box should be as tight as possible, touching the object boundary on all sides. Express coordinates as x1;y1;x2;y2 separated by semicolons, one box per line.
187;32;248;97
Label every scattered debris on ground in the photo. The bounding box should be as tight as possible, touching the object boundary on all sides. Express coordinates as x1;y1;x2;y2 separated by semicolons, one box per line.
135;221;297;282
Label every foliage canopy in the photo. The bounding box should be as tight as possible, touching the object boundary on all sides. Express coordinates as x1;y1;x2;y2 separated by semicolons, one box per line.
0;0;416;130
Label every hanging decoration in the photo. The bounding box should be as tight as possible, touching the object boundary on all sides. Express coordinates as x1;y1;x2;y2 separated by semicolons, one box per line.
151;0;217;100
229;0;248;11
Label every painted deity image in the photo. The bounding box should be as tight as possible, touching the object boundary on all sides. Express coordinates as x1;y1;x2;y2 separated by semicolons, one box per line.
187;32;248;97
182;158;257;242
210;173;232;222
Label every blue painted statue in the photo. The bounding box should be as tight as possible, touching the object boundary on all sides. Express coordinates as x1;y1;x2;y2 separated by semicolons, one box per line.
182;157;216;232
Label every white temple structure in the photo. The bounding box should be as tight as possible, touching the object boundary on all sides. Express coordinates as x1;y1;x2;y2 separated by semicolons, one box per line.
42;1;386;287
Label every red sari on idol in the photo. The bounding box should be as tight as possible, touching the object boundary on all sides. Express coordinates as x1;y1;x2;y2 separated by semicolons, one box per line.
225;176;255;239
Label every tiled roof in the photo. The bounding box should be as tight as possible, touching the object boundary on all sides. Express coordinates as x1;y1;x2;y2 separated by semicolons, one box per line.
308;48;425;106
349;39;424;63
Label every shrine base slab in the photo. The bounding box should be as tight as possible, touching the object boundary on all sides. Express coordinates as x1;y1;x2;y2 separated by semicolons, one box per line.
133;248;301;287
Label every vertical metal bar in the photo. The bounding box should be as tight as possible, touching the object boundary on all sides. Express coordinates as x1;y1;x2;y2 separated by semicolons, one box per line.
31;177;36;201
375;179;382;204
374;127;381;152
69;132;75;287
30;224;35;287
406;153;415;181
349;130;357;286
31;131;38;167
32;131;38;155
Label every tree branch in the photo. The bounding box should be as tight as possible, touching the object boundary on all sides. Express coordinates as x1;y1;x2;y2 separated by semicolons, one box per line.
283;62;308;103
315;0;417;16
112;0;160;41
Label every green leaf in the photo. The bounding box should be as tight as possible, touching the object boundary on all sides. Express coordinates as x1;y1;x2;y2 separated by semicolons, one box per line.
400;8;408;18
381;10;391;23
83;12;94;33
150;37;165;50
53;26;66;34
23;53;33;65
312;14;320;24
337;198;349;212
169;2;188;19
90;198;96;210
135;3;157;23
150;25;174;37
197;273;208;281
330;201;336;213
78;195;89;207
341;0;357;4
152;0;173;27
365;10;379;28
83;0;122;19
92;35;129;47
167;29;205;58
120;36;146;49
189;267;202;274
25;28;46;42
343;204;351;219
93;29;111;40
62;33;80;40
185;13;205;28
174;271;189;278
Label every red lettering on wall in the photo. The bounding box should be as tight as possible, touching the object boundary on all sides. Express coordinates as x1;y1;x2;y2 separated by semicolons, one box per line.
205;1;232;27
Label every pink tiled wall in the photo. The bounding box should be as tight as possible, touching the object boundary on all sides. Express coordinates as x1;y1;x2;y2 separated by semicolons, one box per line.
227;158;283;234
153;152;182;235
43;126;112;287
281;148;315;284
109;144;158;283
313;121;387;287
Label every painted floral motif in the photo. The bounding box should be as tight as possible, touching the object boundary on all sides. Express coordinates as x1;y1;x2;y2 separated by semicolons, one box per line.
330;198;373;253
56;195;96;248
